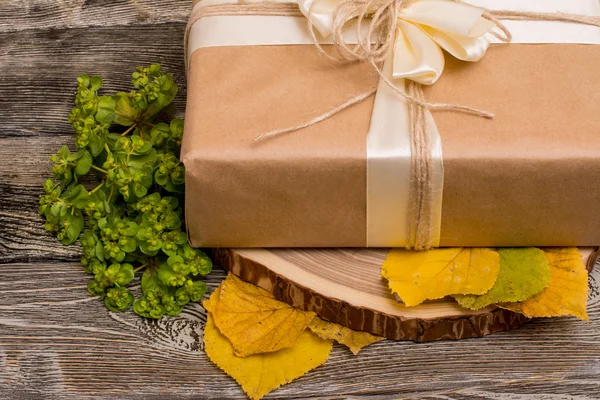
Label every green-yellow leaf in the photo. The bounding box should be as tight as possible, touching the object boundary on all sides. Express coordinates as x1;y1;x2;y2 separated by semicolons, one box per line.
204;314;332;400
112;92;139;126
308;317;384;355
204;274;316;357
381;248;500;306
501;248;589;320
454;248;550;310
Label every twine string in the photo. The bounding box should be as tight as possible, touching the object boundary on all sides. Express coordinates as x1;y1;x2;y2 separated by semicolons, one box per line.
253;87;378;141
406;81;433;250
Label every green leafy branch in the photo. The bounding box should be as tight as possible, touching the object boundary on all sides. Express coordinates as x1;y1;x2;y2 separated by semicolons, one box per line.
39;65;212;318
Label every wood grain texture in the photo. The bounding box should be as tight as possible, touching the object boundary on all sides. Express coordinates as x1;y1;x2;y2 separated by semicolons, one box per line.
0;24;187;139
1;0;600;398
1;0;191;33
0;136;83;263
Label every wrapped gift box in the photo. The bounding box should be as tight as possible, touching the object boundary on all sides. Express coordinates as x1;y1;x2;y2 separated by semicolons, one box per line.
181;1;600;248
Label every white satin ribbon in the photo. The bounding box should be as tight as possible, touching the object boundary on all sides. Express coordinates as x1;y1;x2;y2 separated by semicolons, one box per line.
187;0;600;248
188;16;367;58
366;55;444;247
188;0;600;59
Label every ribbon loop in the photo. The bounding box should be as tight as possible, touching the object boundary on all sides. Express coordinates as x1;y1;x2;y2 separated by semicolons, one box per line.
297;0;497;84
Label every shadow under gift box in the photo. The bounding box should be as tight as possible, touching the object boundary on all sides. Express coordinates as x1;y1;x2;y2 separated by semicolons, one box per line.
181;43;600;248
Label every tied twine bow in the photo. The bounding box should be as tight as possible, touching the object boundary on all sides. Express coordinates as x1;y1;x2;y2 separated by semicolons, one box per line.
301;0;510;84
185;0;600;250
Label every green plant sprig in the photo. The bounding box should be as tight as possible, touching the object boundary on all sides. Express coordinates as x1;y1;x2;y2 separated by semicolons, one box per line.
39;65;212;318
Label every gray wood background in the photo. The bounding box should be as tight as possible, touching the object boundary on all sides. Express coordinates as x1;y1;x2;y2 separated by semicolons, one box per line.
1;1;599;399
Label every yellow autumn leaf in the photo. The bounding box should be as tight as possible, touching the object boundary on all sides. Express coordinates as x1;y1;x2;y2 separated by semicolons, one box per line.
308;317;384;355
202;285;220;313
501;248;589;320
208;273;316;357
204;314;332;400
381;248;500;306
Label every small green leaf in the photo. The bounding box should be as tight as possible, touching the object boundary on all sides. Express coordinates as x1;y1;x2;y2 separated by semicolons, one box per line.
155;170;168;186
51;202;62;217
95;240;105;262
163;211;182;231
74;150;92;176
63;184;90;209
121;221;139;237
175;286;191;306
90;76;103;91
170;118;184;137
167;255;184;266
139;240;161;256
113;92;139;126
128;149;157;168
88;280;107;296
157;259;184;287
106;263;135;286
105;287;134;312
119;237;137;253
61;212;84;245
96;96;116;125
57;145;70;159
141;268;159;293
78;74;90;88
133;183;147;199
187;280;208;302
130;135;153;154
87;131;106;157
97;217;108;230
144;73;178;119
150;123;170;146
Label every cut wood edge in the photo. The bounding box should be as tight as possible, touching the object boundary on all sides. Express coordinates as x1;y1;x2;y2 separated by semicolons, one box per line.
584;247;599;272
214;247;598;342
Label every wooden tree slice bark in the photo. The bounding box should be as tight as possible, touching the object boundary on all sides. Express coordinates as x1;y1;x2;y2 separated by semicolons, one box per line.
214;248;598;342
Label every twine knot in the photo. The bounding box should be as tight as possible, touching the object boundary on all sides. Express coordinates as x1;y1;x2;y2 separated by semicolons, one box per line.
309;0;416;64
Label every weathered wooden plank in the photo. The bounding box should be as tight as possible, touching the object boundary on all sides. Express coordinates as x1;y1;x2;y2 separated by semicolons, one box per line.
0;0;192;33
0;136;81;262
0;23;187;138
0;262;598;399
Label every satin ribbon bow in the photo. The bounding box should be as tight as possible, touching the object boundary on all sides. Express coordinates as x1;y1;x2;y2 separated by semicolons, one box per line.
297;0;495;84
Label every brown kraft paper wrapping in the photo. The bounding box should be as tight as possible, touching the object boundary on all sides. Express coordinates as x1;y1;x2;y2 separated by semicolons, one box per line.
181;44;600;248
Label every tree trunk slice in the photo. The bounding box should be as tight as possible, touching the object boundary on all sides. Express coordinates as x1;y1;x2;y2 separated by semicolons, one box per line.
214;247;598;342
